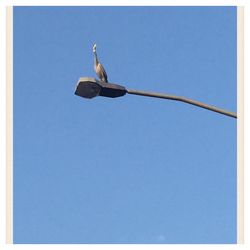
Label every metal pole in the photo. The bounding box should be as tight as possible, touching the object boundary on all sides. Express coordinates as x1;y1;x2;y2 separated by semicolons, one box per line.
126;89;237;119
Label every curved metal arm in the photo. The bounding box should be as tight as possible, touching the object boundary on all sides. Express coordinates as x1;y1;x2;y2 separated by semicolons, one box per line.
126;89;237;119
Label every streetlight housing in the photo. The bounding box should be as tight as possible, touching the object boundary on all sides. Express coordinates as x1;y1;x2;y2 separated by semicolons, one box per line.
75;77;127;99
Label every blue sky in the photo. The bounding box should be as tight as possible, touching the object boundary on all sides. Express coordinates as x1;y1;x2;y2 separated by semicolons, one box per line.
13;6;237;243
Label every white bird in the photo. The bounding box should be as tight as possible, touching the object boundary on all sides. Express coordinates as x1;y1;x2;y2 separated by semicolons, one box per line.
93;43;108;83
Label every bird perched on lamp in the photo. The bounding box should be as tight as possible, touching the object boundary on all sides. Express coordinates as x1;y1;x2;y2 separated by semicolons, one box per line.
93;43;108;83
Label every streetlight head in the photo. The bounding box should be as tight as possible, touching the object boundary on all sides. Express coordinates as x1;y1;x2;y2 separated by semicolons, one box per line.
75;77;101;99
75;77;127;99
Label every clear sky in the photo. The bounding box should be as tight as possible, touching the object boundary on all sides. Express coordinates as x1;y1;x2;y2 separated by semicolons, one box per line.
13;6;237;244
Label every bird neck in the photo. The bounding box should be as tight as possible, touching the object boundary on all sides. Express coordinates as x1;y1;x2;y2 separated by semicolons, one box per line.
94;51;99;65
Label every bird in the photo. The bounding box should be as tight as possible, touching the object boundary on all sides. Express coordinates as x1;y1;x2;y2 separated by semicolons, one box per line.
93;43;108;83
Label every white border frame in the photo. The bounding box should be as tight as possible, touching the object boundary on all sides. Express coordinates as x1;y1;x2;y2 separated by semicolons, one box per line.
0;0;246;249
6;6;13;245
237;6;244;244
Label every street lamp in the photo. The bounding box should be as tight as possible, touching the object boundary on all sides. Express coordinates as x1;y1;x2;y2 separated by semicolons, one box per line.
74;77;237;119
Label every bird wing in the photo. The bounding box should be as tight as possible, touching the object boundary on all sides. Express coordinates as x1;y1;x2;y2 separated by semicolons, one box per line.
99;63;108;82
